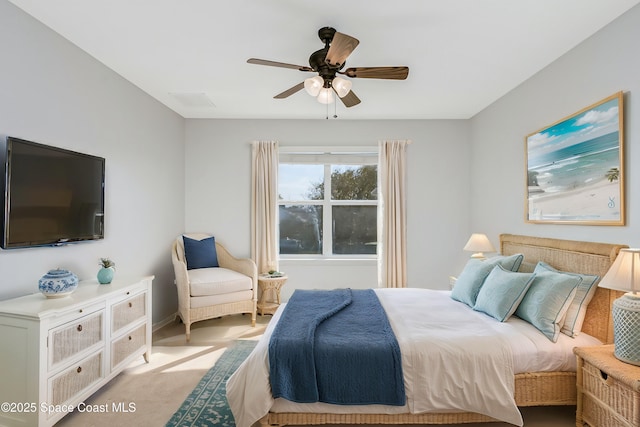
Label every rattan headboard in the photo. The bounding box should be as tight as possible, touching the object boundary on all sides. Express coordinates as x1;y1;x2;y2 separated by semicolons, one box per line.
499;234;627;344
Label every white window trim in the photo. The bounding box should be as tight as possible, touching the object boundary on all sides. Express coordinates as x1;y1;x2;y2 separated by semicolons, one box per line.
278;145;378;261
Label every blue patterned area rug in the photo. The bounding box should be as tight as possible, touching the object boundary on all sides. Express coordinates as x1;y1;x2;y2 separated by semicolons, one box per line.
166;340;257;427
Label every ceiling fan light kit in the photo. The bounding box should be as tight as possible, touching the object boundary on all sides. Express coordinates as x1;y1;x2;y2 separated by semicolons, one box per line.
248;26;409;112
304;76;323;97
332;77;352;98
317;88;334;104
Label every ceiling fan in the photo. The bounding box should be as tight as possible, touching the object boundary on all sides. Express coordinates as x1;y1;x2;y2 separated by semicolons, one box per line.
247;27;409;108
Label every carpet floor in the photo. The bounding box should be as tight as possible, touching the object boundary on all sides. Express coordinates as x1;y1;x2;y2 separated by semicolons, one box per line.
55;314;578;427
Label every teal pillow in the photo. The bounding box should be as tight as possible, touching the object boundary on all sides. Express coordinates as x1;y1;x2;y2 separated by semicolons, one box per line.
515;269;582;342
535;262;599;338
451;254;524;307
473;265;536;322
486;254;525;272
183;235;219;270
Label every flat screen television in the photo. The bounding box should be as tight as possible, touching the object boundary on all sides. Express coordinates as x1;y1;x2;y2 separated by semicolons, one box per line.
1;136;105;249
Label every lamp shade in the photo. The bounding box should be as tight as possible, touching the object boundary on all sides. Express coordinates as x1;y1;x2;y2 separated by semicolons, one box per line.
463;233;495;254
598;248;640;294
332;77;352;98
316;88;334;104
304;76;323;97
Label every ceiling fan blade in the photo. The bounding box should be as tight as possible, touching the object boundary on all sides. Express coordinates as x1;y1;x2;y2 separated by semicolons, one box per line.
247;58;313;72
325;32;360;67
274;82;305;99
336;89;361;108
343;67;409;80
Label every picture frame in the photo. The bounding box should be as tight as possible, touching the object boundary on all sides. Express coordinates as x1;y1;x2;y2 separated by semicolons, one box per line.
525;91;624;225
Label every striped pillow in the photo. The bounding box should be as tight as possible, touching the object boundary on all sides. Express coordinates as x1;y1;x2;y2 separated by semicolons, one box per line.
534;262;599;337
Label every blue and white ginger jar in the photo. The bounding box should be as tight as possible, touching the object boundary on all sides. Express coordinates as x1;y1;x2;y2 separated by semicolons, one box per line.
38;269;79;298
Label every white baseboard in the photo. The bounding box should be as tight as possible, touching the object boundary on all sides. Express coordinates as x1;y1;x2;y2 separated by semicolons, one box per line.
152;312;179;333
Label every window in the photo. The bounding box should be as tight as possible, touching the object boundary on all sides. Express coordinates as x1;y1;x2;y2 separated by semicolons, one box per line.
278;147;378;257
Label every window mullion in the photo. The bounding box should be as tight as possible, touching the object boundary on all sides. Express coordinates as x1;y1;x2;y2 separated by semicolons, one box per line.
323;163;332;256
331;200;377;206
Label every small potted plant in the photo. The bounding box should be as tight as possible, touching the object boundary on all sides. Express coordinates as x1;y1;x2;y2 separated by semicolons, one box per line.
97;258;116;284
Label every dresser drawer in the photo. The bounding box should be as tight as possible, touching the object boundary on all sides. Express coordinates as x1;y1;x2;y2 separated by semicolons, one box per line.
582;362;640;426
49;310;104;369
49;351;103;406
111;292;146;334
111;323;146;370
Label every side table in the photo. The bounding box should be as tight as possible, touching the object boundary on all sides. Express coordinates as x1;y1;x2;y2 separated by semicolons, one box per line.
575;345;640;427
257;274;288;315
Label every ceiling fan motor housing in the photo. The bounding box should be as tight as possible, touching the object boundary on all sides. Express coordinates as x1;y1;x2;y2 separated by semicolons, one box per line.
309;49;337;85
309;27;343;86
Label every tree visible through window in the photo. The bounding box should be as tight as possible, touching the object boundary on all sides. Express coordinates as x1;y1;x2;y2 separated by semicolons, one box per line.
278;156;377;257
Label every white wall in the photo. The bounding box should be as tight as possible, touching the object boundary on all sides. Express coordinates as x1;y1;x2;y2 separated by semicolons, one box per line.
186;4;640;300
185;119;472;300
470;4;640;248
0;1;185;323
6;0;636;319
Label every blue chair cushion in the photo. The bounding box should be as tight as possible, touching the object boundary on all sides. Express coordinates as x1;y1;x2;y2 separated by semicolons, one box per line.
183;235;219;270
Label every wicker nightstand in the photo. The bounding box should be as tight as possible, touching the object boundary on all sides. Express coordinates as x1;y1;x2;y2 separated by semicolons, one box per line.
257;274;288;315
575;345;640;427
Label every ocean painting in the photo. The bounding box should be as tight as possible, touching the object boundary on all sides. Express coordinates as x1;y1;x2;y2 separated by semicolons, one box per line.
526;92;624;225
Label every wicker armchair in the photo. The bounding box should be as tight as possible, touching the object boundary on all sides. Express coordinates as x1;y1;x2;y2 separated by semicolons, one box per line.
171;233;257;341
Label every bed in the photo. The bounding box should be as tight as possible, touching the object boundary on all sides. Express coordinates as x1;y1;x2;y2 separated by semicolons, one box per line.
227;234;627;426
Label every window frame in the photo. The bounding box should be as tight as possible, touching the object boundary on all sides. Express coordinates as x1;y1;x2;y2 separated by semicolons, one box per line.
278;146;378;260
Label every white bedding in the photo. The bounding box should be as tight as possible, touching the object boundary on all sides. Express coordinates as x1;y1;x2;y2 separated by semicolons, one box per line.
226;288;601;427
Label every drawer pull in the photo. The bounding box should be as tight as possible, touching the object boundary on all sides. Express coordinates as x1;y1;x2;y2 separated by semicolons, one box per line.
126;291;130;295
77;366;82;373
128;336;132;341
128;302;133;308
79;309;83;313
77;325;83;332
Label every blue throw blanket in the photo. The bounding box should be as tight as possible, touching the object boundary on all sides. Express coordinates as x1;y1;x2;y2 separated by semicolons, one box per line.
268;289;405;406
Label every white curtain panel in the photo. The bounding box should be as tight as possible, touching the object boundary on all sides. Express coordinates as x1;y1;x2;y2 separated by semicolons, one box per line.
251;141;279;274
378;140;410;288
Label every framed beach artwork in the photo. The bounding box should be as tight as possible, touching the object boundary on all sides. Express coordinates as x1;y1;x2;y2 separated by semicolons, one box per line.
525;91;624;225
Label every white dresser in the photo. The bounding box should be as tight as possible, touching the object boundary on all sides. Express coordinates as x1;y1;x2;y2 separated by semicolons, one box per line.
0;276;153;427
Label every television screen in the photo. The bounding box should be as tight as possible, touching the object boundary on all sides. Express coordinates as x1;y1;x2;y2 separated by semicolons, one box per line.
1;137;105;249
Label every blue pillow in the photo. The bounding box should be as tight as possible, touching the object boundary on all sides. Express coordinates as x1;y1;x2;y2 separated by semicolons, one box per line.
473;265;536;322
515;268;582;342
534;262;599;338
182;235;219;270
450;253;524;307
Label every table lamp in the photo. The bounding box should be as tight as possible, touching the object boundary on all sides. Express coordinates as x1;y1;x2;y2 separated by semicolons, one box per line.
463;233;495;259
598;248;640;366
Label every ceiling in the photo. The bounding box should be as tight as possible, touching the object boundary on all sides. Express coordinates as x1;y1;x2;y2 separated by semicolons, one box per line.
8;0;640;120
